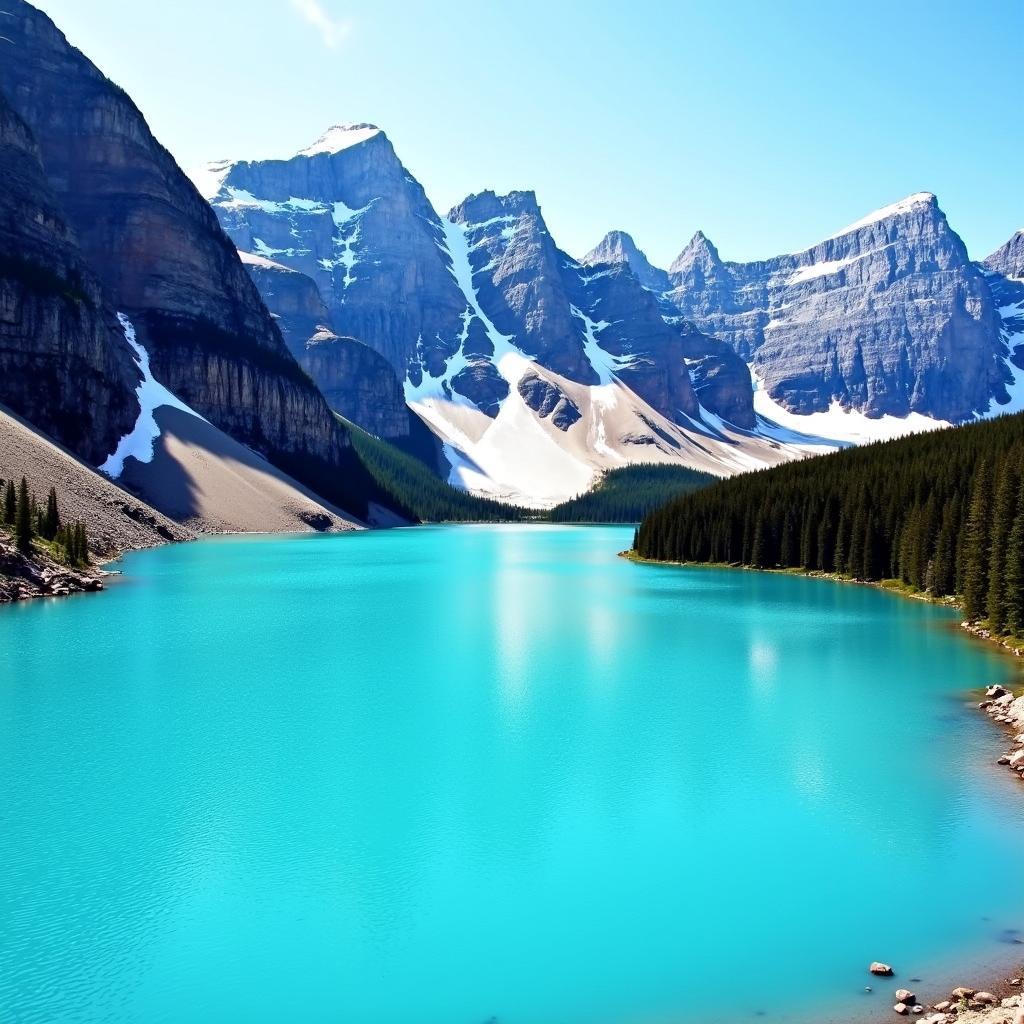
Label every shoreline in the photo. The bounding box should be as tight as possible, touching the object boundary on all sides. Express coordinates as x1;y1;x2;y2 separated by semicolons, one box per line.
624;549;1024;1023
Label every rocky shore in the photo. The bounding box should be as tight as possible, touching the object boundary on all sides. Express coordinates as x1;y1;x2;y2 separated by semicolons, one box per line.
978;682;1024;785
0;533;105;602
865;974;1024;1023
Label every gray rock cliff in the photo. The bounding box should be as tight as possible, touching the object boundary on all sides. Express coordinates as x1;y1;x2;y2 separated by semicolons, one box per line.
666;194;1008;420
0;1;377;515
0;91;140;464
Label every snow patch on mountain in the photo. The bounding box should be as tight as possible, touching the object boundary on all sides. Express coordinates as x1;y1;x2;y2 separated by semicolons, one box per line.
100;315;206;479
984;293;1024;416
788;247;887;285
821;192;936;244
750;367;948;446
238;250;296;272
218;188;329;215
571;305;632;386
298;123;381;157
190;158;233;200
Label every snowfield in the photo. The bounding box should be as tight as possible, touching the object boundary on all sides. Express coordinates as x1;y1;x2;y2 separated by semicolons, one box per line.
99;314;206;479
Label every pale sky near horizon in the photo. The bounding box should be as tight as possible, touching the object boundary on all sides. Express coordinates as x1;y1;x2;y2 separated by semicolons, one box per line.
31;0;1024;267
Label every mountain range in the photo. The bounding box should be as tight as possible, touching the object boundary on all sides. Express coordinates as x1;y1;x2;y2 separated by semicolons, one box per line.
198;127;1024;502
1;0;1022;532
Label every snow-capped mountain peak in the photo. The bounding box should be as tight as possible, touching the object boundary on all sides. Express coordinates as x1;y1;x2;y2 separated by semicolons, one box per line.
823;191;937;243
298;123;382;157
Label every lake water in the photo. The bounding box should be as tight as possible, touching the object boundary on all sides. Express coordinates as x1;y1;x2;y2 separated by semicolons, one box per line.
2;525;1024;1024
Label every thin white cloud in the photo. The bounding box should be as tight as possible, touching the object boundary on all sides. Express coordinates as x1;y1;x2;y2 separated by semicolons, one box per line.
288;0;351;49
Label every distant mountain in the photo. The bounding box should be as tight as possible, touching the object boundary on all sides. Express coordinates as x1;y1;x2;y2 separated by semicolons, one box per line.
202;135;798;506
982;229;1024;414
198;124;470;402
985;228;1024;280
663;193;1010;423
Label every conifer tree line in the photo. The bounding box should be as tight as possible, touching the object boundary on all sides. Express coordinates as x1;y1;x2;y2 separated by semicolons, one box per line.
0;476;90;566
548;465;715;523
635;413;1024;632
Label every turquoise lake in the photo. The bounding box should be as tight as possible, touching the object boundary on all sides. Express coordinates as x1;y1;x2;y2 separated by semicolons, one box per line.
2;524;1024;1024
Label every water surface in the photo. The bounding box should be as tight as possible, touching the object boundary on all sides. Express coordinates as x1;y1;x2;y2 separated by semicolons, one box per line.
2;525;1023;1024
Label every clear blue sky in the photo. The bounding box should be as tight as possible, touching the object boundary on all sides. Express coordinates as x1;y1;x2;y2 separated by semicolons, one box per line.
35;0;1024;267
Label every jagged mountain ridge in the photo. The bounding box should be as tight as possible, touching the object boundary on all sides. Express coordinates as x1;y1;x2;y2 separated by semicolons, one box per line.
202;136;789;505
590;194;1013;426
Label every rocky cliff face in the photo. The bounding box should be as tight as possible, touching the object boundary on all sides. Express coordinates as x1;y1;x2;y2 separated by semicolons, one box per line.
985;230;1024;281
666;193;1009;421
238;250;413;440
238;251;332;359
301;332;410;440
984;230;1024;389
676;323;756;429
580;230;754;427
0;1;371;515
449;190;599;384
448;191;702;423
202;125;468;379
0;91;140;464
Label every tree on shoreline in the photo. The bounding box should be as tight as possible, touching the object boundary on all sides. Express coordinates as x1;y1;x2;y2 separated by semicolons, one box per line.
635;412;1024;635
14;476;32;553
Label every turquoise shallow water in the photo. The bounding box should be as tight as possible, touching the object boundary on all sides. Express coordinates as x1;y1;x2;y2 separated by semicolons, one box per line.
2;525;1024;1024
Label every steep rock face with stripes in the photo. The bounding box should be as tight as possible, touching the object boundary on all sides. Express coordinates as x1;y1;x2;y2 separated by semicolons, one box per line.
663;193;1009;421
0;90;139;464
201;125;470;382
0;0;379;518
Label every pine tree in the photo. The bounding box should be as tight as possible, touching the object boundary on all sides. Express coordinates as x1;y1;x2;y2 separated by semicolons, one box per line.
14;477;32;554
3;479;15;525
962;460;993;622
987;462;1018;631
779;512;795;567
42;487;60;541
750;516;767;569
799;506;817;571
848;504;866;580
861;513;876;581
76;523;90;566
833;509;848;575
931;500;958;597
817;500;835;573
1005;474;1024;636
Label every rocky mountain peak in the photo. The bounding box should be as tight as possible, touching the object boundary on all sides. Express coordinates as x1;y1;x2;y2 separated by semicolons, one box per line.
669;230;722;275
823;191;938;243
984;229;1024;280
587;229;640;258
448;189;541;226
582;230;670;293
